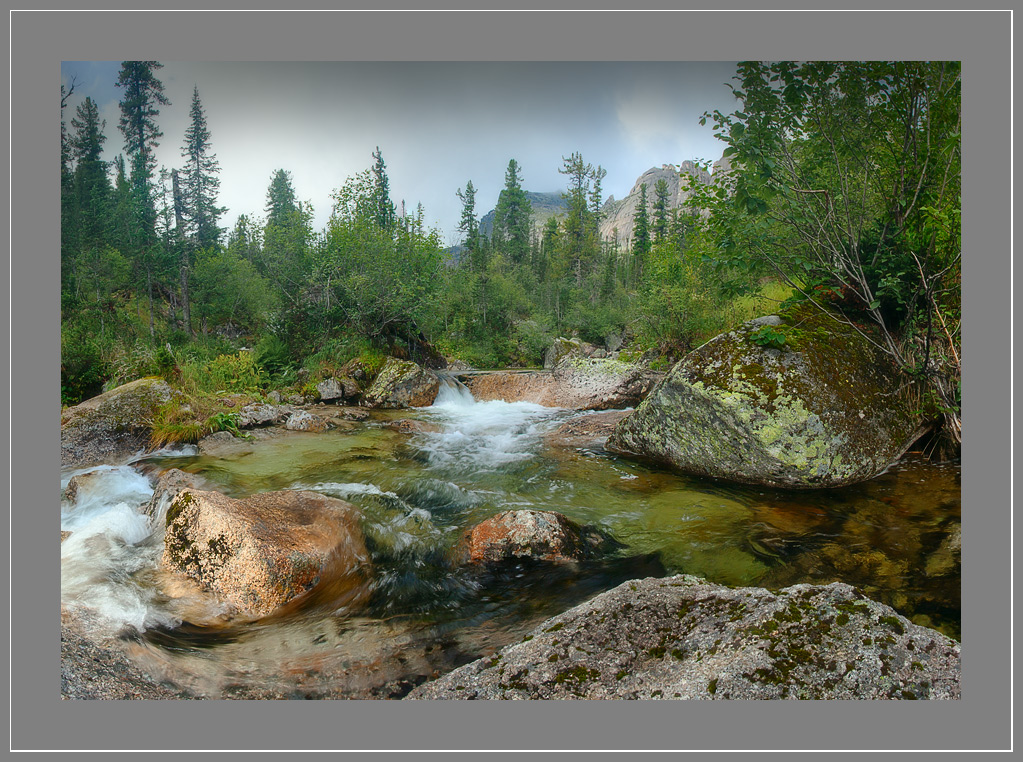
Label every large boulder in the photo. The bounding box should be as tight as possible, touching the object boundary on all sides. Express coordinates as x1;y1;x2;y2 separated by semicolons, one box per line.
162;489;371;618
317;375;359;403
454;510;621;565
406;575;960;700
362;358;440;409
608;307;930;489
61;378;175;469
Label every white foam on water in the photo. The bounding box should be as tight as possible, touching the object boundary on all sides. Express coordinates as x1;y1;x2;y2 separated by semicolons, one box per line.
61;466;155;532
423;381;564;473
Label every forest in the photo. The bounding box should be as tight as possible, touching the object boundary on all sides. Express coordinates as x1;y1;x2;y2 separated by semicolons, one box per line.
60;60;961;455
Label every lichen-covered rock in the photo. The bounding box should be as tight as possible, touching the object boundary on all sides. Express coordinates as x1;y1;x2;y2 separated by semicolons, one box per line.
454;510;621;565
608;307;930;489
462;361;661;411
162;489;371;618
406;575;960;700
544;337;599;370
362;358;439;409
285;410;328;432
61;378;175;469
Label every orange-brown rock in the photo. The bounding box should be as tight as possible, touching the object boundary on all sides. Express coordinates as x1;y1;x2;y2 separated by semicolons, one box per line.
162;489;371;618
461;362;661;411
455;509;621;565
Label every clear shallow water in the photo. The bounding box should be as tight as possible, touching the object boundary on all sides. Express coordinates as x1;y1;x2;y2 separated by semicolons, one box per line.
61;382;960;698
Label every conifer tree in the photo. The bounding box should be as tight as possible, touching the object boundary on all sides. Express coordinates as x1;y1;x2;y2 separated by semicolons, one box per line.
116;61;170;337
493;159;532;265
652;178;670;243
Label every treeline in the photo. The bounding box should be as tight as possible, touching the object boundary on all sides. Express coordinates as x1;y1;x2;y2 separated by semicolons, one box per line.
61;61;750;404
61;60;960;457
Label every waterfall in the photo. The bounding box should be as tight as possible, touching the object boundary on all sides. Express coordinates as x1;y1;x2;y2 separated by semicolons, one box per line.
432;372;476;407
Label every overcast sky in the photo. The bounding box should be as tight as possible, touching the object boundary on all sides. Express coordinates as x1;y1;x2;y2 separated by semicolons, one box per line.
61;61;740;246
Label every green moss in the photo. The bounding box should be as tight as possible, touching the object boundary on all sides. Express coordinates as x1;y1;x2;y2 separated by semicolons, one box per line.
555;666;600;685
165;490;194;528
880;616;906;635
544;622;565;633
708;678;718;694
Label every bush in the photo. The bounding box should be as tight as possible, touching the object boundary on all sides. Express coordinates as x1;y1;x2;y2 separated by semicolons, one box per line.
180;351;265;395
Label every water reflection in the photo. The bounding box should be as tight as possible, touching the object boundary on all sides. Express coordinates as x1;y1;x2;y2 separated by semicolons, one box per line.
61;397;960;697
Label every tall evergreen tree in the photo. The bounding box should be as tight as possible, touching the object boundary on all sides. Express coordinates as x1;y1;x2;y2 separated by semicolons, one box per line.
116;61;170;337
456;180;483;271
493;159;532;265
180;86;225;249
371;146;396;230
632;183;651;285
652;178;670;243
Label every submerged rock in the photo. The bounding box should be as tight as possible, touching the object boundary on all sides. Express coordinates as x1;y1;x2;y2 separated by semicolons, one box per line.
454;510;621;565
406;574;960;700
363;358;440;409
542;410;630;450
608;307;930;488
162;489;371;618
61;378;175;469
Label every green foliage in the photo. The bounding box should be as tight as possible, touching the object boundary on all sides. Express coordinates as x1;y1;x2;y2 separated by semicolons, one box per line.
61;321;108;405
749;325;787;350
253;334;293;377
180;351;265;395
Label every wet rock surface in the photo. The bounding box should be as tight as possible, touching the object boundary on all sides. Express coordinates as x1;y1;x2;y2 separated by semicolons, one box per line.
61;378;175;469
454;510;622;565
162;489;371;618
608;306;930;488
407;574;960;700
543;410;630;450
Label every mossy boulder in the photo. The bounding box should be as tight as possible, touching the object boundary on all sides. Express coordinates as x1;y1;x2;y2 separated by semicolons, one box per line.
61;377;175;469
544;337;599;370
362;358;440;409
406;575;960;700
607;307;930;489
162;488;371;619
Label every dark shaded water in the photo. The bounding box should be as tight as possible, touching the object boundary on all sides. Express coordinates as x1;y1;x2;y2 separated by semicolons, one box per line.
60;385;960;698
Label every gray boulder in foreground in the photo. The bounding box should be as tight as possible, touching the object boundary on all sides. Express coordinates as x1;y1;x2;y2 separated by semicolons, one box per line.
608;305;930;489
406;575;960;700
61;377;174;469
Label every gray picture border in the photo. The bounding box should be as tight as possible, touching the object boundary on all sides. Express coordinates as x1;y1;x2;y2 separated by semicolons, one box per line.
10;8;1010;752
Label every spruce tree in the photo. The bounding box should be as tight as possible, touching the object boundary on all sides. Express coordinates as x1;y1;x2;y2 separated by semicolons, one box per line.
652;178;670;243
371;146;396;230
180;86;225;250
493;159;532;265
116;61;170;337
632;183;651;285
